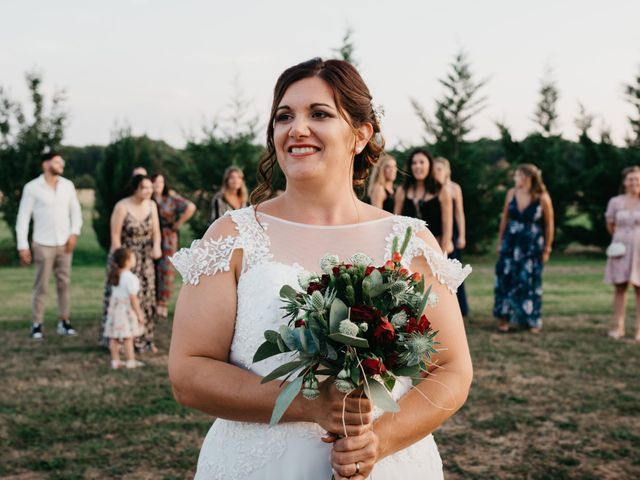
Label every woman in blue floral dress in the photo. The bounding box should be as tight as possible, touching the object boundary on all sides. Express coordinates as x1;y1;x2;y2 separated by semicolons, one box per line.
494;164;554;333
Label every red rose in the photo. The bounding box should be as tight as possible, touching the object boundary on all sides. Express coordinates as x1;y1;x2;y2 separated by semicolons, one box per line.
306;282;323;294
350;305;382;325
418;314;431;334
365;266;376;276
362;358;386;376
320;274;330;287
332;266;341;276
384;353;399;370
373;319;396;344
405;314;430;334
344;264;353;269
294;319;306;327
391;305;413;317
377;266;386;273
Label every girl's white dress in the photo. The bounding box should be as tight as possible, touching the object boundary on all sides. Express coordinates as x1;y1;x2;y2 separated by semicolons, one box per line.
171;207;471;480
104;270;144;339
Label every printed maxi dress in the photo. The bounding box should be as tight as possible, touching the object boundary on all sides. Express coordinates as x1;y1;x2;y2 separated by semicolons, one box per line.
493;197;545;328
155;194;190;306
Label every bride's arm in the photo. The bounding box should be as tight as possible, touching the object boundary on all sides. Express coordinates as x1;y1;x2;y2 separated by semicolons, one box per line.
168;218;372;432
331;230;472;478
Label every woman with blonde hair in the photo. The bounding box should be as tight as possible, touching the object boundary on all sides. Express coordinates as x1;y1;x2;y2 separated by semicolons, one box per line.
494;164;554;333
604;166;640;341
433;157;469;316
367;154;397;212
210;166;249;222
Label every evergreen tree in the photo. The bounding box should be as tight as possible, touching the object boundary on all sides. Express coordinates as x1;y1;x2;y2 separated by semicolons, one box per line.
333;27;357;66
92;128;185;250
411;50;487;162
533;70;560;136
623;65;640;147
574;102;594;140
0;71;67;243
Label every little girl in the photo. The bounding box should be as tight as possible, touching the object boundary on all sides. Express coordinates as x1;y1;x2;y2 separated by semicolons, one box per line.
105;247;146;369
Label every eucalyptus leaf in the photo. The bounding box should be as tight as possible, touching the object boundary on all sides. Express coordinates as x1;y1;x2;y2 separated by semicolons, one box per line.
279;285;298;301
264;330;280;344
253;341;283;363
329;298;348;334
392;364;421;377
368;269;383;288
364;378;400;412
270;375;304;426
261;360;306;384
370;283;392;298
328;333;369;348
418;285;432;315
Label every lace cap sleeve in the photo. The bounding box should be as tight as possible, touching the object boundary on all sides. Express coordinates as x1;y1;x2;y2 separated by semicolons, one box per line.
169;210;245;285
387;216;472;294
170;234;243;286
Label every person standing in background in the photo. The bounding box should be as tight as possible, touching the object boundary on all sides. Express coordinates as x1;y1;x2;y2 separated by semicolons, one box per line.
433;157;469;316
394;149;453;254
16;151;83;339
101;175;162;352
604;166;640;342
151;173;196;319
494;164;554;334
210;166;248;223
367;154;397;212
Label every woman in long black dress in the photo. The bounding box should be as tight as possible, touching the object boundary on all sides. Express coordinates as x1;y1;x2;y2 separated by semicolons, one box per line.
394;149;453;255
367;154;397;213
433;157;469;316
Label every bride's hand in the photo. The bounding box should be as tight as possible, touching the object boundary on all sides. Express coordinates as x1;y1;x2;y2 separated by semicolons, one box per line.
330;429;380;480
313;381;372;438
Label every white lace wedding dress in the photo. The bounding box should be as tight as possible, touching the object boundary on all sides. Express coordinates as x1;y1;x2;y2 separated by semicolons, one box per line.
171;207;471;480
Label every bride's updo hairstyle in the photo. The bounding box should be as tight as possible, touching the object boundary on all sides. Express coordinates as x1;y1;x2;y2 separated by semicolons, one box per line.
251;58;385;205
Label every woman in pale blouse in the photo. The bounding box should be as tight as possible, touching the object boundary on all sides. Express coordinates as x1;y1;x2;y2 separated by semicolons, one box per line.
604;166;640;342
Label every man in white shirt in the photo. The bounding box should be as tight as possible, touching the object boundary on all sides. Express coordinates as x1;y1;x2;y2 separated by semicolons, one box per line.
16;151;83;339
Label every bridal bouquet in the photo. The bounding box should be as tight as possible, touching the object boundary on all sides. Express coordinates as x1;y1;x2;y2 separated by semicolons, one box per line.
253;228;440;426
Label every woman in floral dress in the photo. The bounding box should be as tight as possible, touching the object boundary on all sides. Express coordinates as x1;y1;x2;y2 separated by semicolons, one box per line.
101;175;162;352
494;164;554;333
152;174;196;319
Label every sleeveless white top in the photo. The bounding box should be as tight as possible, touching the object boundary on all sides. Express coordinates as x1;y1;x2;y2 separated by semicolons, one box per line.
171;207;471;480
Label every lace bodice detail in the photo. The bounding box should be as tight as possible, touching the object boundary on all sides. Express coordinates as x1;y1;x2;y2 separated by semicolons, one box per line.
170;207;468;479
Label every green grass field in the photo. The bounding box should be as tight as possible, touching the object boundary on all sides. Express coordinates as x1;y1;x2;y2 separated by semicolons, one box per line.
1;195;639;479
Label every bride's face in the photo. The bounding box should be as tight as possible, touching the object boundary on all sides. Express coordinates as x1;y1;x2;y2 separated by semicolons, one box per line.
273;77;358;186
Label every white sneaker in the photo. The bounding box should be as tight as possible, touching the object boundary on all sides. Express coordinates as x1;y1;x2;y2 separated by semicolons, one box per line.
57;320;77;336
125;360;145;369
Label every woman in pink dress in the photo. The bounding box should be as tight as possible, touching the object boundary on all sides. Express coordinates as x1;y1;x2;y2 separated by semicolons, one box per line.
605;166;640;342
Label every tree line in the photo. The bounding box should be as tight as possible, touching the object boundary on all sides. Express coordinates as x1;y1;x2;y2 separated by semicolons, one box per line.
2;50;640;254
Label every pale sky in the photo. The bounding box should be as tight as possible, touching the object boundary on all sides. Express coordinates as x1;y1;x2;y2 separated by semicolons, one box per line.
2;0;639;149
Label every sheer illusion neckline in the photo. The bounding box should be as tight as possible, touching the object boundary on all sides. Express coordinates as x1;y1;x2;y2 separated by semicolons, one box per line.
257;211;395;229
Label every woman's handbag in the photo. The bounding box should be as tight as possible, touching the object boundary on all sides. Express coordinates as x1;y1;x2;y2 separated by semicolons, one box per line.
606;242;626;258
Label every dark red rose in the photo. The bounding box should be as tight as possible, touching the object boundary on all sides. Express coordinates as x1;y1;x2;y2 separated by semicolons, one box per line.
320;274;330;287
405;317;419;334
344;264;353;269
377;266;386;273
417;314;431;334
405;314;430;334
332;266;341;276
373;319;396;344
306;282;323;294
350;305;382;325
362;358;386;376
294;319;306;327
384;353;399;370
365;266;376;276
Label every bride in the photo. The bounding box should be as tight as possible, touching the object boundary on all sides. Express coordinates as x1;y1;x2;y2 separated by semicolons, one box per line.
169;58;473;479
